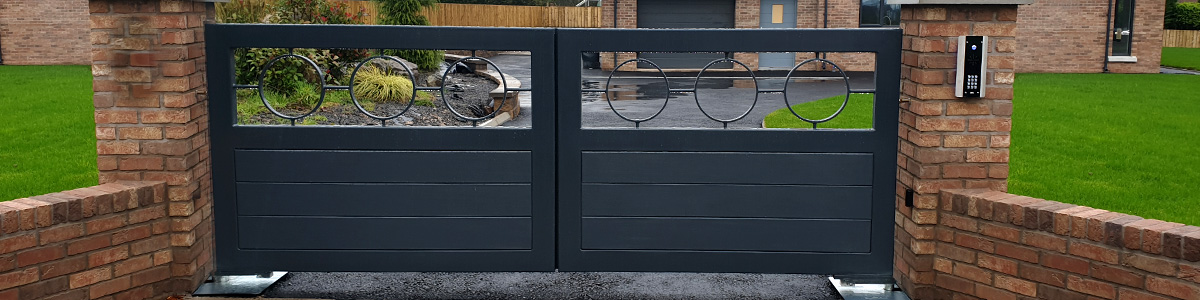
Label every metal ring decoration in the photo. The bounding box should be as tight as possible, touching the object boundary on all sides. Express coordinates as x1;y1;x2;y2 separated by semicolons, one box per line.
257;54;327;120
782;58;853;124
439;56;508;122
605;58;671;124
693;58;758;124
348;55;418;121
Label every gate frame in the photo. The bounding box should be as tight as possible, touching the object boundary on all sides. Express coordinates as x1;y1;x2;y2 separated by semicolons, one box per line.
205;24;900;281
555;28;902;282
205;24;559;275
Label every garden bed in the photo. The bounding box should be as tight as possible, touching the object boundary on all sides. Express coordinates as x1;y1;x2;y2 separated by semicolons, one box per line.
236;72;500;127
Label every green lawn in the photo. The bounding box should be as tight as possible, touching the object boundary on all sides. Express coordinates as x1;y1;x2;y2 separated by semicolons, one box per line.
0;65;97;201
1162;47;1200;71
762;94;874;129
765;74;1200;225
1012;73;1200;225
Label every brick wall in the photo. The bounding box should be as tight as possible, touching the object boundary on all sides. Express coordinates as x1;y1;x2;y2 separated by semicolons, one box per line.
933;189;1200;300
599;0;1165;74
89;0;215;293
599;0;637;71
894;4;1017;299
1017;0;1164;73
0;182;177;300
0;0;91;65
600;0;875;72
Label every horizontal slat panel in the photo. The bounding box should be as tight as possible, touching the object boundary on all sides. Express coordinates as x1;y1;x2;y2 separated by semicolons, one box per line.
582;184;871;219
578;129;879;152
563;251;891;275
217;250;552;274
235;150;531;183
581;218;870;252
228;126;536;151
238;216;531;250
237;183;531;217
582;152;872;185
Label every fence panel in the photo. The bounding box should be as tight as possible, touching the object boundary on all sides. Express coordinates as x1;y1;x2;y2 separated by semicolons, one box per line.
1164;30;1200;48
421;3;602;28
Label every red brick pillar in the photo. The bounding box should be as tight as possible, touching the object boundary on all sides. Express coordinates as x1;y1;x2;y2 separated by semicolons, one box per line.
89;0;214;294
892;1;1025;299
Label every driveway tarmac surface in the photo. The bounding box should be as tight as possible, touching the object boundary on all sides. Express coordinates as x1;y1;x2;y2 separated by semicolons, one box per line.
261;272;841;300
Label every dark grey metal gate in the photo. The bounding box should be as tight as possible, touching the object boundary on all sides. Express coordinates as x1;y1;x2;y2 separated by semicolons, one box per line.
206;25;558;274
207;24;900;281
557;29;900;280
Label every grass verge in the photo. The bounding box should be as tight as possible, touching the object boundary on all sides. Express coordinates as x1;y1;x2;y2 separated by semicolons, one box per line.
1011;73;1199;226
0;65;98;201
764;74;1200;225
761;94;874;129
1162;47;1200;71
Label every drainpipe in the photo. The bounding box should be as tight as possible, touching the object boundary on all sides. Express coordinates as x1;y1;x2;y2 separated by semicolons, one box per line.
820;0;830;70
1102;0;1114;72
609;0;619;68
0;31;4;65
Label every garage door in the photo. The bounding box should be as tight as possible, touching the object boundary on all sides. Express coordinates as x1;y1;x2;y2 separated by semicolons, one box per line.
637;0;734;69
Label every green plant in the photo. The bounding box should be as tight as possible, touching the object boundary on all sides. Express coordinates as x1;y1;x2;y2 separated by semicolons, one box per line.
1167;1;1200;30
216;0;272;23
230;0;371;95
353;66;417;103
235;48;332;93
300;115;329;125
375;0;445;71
275;0;368;24
414;92;435;107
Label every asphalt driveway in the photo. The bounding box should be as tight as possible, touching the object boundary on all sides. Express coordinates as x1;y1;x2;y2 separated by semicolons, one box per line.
261;272;841;300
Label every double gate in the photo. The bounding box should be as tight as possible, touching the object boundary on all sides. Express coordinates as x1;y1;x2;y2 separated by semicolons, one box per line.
207;24;901;282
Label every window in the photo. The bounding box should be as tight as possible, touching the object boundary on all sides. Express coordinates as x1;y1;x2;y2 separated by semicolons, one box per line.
1111;0;1135;56
861;0;900;27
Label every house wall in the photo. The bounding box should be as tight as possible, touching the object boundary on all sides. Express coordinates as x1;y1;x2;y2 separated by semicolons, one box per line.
603;0;1165;74
0;0;91;65
1017;0;1164;73
601;0;876;72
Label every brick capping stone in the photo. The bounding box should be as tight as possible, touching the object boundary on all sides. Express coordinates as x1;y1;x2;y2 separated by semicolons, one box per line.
0;182;181;300
928;189;1200;300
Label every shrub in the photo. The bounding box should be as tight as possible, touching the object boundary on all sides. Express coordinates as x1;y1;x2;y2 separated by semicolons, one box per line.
353;66;417;103
216;0;272;23
275;0;367;24
235;48;335;93
1167;2;1200;30
225;0;371;97
375;0;445;71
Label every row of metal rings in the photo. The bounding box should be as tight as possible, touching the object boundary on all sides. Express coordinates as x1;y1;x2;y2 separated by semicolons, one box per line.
599;57;852;128
237;53;511;126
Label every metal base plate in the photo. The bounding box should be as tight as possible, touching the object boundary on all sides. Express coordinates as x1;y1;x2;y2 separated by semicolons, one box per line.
829;277;911;300
193;272;287;296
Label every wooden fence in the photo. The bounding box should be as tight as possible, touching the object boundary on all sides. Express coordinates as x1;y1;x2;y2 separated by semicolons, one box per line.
1164;30;1200;48
421;3;602;28
218;1;602;28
